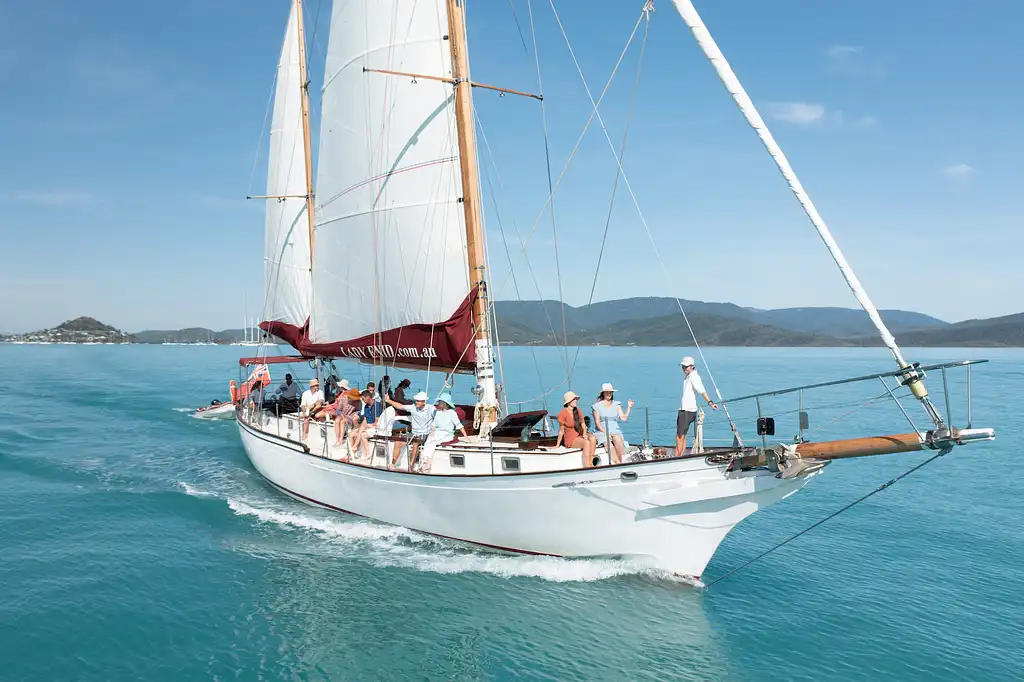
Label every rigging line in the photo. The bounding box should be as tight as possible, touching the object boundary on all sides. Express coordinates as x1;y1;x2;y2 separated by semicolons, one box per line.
525;0;570;380
491;9;646;305
306;0;326;62
506;0;531;54
569;9;651;380
546;0;741;441
705;447;952;588
801;391;914;438
247;66;279;199
477;120;548;403
476;119;572;381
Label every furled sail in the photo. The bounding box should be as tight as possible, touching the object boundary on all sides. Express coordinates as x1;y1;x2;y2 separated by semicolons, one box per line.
260;2;312;350
305;0;476;370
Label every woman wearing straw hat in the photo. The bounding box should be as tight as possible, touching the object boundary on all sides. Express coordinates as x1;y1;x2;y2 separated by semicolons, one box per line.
592;383;634;465
555;391;598;468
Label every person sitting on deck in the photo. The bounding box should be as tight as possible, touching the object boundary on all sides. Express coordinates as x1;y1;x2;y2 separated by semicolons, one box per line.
365;382;378;403
676;356;717;457
392;378;412;405
274;373;301;414
351;389;385;460
555;391;598;468
592;383;634;465
385;391;434;471
300;378;327;440
419;393;467;473
328;382;357;448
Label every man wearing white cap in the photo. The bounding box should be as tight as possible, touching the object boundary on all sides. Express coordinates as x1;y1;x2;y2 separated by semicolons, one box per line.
677;356;717;456
386;391;435;470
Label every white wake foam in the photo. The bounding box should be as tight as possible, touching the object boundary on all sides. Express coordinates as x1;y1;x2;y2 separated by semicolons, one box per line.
176;481;217;498
226;497;681;583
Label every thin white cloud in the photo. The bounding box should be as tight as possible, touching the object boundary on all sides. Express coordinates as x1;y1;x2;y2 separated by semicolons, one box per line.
826;45;863;58
824;44;887;78
12;190;95;206
767;101;826;125
943;163;977;180
765;103;877;131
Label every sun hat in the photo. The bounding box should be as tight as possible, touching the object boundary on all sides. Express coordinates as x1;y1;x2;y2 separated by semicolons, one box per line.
309;378;319;386
563;391;580;406
681;356;695;367
414;391;429;402
600;382;615;393
338;379;350;390
435;392;454;407
345;388;361;400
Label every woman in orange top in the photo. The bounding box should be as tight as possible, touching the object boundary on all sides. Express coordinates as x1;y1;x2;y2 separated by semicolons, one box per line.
555;391;598;468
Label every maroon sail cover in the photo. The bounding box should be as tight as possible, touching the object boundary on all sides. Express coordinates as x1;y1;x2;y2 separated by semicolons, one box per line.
261;287;478;373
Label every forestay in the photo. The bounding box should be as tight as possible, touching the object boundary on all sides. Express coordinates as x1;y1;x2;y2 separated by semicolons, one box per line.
308;0;476;369
261;2;312;349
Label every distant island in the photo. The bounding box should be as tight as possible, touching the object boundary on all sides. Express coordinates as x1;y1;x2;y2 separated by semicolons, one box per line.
0;317;137;344
3;298;1022;347
0;317;277;346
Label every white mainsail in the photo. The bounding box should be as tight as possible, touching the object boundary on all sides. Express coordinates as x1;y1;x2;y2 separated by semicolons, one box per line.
262;2;312;337
310;0;471;351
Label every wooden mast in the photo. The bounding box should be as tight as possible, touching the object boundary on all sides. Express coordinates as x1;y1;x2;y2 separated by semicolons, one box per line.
445;0;487;347
294;0;316;269
445;0;498;426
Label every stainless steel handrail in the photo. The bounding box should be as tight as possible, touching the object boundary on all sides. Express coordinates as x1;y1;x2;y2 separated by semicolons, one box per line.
719;360;988;404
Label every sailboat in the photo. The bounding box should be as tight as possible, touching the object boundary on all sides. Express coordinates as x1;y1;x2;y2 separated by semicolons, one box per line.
236;0;994;584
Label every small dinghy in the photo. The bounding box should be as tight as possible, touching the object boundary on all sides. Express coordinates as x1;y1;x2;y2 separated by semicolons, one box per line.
193;400;236;420
194;364;272;420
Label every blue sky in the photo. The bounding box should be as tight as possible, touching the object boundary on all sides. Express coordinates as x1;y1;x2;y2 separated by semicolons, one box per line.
1;0;1021;333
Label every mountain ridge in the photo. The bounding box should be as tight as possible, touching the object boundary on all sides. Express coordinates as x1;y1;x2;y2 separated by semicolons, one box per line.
3;299;1020;346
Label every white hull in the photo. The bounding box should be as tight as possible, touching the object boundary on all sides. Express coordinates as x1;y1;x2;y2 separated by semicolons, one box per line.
193;402;236;420
237;414;817;580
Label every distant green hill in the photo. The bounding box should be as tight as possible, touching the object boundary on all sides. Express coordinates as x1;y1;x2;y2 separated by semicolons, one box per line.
848;313;1024;347
494;298;1019;347
494;298;947;339
1;317;136;343
133;327;284;344
497;311;848;347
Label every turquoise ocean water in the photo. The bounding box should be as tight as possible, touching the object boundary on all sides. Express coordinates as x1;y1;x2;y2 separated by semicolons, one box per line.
0;344;1020;680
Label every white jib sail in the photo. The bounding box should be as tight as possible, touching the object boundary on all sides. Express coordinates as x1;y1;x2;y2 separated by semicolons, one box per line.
309;0;470;345
670;0;909;369
263;1;312;332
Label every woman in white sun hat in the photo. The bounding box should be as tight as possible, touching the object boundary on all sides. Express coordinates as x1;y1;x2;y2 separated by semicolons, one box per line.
592;382;633;465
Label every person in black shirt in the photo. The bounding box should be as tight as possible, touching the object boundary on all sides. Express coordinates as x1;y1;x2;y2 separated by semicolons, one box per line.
393;378;412;405
377;375;393;402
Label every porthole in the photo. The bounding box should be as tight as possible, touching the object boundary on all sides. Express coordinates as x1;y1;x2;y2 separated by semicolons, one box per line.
450;454;466;468
501;457;520;472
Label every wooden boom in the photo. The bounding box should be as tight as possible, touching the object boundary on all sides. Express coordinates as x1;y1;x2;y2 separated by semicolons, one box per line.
734;432;924;469
794;433;923;460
